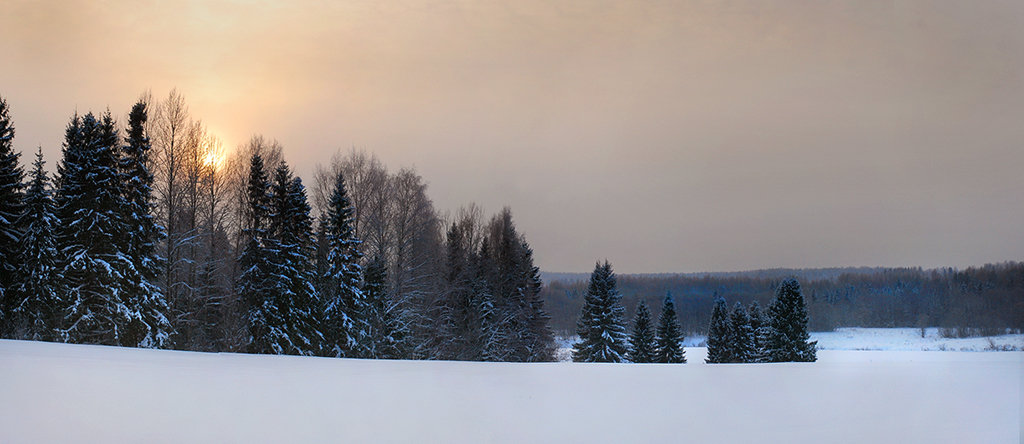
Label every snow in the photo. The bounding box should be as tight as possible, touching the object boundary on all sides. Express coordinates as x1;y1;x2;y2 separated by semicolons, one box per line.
560;328;1024;357
1;339;1021;443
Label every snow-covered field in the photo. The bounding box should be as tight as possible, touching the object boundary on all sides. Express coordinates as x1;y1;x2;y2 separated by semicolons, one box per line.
557;328;1024;359
1;339;1021;443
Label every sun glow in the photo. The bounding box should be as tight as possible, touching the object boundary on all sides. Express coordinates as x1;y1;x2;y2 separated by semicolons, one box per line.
201;136;226;171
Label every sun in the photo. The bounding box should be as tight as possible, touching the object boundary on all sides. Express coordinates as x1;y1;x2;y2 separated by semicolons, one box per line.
200;136;227;171
202;150;225;170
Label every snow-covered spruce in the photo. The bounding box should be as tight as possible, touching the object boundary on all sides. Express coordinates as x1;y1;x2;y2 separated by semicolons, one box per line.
320;169;369;358
655;292;685;363
0;96;25;337
9;148;58;340
767;278;817;362
627;300;656;363
572;260;628;363
704;296;731;364
728;302;754;363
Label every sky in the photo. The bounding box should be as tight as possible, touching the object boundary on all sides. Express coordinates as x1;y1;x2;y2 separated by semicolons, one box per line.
1;0;1022;273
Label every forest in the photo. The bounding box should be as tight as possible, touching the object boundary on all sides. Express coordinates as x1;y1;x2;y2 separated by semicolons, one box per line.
542;262;1024;336
0;91;553;361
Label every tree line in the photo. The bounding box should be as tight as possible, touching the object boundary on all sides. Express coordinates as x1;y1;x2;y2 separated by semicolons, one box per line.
543;263;1024;337
570;260;816;363
0;92;555;361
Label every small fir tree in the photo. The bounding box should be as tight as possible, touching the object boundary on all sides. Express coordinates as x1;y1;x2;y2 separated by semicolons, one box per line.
655;292;685;363
572;260;628;362
364;255;407;359
705;296;732;364
748;301;771;363
728;302;754;363
627;300;656;363
767;278;817;362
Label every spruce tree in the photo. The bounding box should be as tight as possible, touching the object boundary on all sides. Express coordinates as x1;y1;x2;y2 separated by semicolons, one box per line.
655;292;685;363
267;166;320;355
364;255;406;359
10;148;58;340
54;112;134;345
705;296;732;364
729;302;754;363
748;301;770;363
572;260;628;363
0;97;25;336
118;101;170;348
767;278;817;362
321;170;367;358
237;154;286;354
627;300;656;363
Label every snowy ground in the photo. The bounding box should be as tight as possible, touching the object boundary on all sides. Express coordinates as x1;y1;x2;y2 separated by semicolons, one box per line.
1;340;1021;443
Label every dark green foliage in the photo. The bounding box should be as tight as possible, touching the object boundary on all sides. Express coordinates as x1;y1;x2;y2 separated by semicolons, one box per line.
321;170;367;357
572;260;628;363
9;148;58;340
705;297;731;364
118;101;170;348
767;278;817;362
364;255;407;359
237;154;287;354
748;301;770;363
0;97;25;336
268;165;320;355
655;293;685;363
627;300;656;363
54;112;135;345
728;302;754;363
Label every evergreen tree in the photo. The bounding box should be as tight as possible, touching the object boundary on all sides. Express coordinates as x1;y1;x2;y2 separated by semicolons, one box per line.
54;112;134;345
364;255;406;359
267;166;320;355
321;170;367;358
118;101;170;348
705;296;732;364
748;301;770;363
572;260;628;363
655;292;685;363
0;97;25;336
728;302;754;363
767;278;817;362
472;240;502;362
10;148;58;340
627;300;656;363
237;154;287;354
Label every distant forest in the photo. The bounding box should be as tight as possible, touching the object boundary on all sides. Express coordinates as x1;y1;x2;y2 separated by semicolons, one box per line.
542;262;1024;336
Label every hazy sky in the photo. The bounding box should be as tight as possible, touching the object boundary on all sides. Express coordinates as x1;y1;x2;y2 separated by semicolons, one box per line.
2;0;1022;273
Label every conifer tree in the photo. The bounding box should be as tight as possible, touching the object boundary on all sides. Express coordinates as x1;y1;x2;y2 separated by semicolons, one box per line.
321;170;367;357
627;300;656;363
119;101;171;348
54;112;134;345
729;302;754;363
572;260;628;363
767;278;817;362
237;154;287;354
364;255;407;359
473;241;502;362
0;97;25;336
267;165;320;355
655;292;685;363
10;148;58;340
748;301;770;363
705;296;732;364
